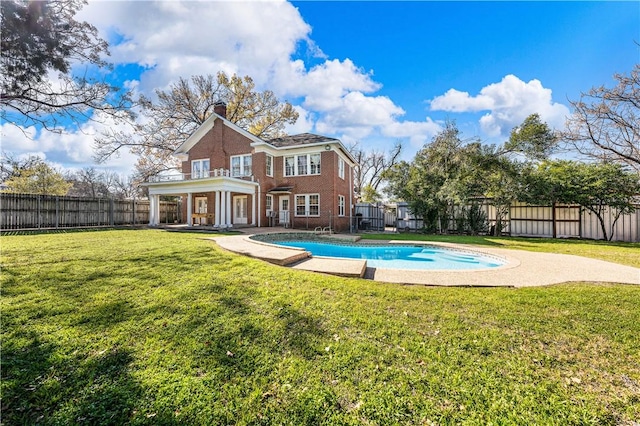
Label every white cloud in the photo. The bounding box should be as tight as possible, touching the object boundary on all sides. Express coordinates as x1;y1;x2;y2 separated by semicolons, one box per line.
1;116;138;175
80;0;313;92
382;118;442;150
284;105;315;135
430;75;570;137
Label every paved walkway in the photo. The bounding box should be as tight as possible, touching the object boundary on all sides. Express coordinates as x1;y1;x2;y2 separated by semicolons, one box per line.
209;231;640;287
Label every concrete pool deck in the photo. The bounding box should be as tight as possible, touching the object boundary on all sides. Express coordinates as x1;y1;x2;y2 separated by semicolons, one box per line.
208;231;640;287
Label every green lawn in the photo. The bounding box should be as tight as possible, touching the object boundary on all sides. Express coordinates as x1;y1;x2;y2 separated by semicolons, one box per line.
2;230;639;425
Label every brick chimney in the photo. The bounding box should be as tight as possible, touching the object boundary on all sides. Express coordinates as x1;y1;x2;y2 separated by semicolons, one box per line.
214;101;227;118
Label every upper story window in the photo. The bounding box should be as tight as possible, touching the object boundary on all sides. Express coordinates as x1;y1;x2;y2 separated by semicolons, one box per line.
266;154;273;177
284;153;321;177
338;158;345;180
192;159;210;179
231;154;252;177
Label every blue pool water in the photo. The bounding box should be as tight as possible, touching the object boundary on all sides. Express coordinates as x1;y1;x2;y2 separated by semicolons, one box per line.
272;240;505;271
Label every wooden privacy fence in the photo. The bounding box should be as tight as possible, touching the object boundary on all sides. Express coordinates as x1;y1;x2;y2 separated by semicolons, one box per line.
393;201;640;242
0;193;180;230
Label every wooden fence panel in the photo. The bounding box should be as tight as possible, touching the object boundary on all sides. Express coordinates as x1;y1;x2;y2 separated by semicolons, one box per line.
391;200;639;242
0;193;179;230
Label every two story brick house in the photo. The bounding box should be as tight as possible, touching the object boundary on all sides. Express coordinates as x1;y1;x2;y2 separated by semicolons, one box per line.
144;102;356;232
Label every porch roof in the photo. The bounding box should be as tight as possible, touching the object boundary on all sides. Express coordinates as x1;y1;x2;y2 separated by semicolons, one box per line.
143;175;258;196
267;186;293;194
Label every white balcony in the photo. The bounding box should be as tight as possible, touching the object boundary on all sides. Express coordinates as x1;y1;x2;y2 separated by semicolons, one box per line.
148;169;254;183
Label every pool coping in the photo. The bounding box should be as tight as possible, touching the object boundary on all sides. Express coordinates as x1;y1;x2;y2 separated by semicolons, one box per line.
208;233;640;287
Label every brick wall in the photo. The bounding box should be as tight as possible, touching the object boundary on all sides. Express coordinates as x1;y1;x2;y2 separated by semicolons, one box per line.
177;118;354;230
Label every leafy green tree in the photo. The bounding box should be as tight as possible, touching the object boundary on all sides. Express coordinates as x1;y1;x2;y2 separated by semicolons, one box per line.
384;116;559;235
95;72;298;180
505;113;558;161
1;0;130;131
527;160;640;240
359;184;382;204
384;121;481;232
2;159;71;195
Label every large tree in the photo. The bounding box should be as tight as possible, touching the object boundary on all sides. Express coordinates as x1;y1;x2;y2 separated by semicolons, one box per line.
95;72;299;180
350;141;402;201
2;158;71;195
526;160;640;241
563;65;640;172
384;122;481;232
383;116;557;235
1;0;130;131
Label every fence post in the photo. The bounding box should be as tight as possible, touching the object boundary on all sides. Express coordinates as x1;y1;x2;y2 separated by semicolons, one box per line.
578;206;583;239
109;199;115;226
552;202;557;239
37;195;41;229
55;196;59;229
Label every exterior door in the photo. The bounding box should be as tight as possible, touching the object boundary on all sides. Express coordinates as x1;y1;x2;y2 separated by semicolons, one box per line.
233;195;248;225
194;196;207;225
279;195;289;225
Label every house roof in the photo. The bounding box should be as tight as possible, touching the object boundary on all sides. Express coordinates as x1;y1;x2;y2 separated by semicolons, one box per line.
266;133;340;148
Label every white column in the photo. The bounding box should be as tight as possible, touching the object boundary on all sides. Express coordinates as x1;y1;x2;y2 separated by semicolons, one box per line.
251;192;256;226
214;191;221;227
226;191;232;228
153;194;161;225
186;193;193;227
149;194;155;226
219;191;226;227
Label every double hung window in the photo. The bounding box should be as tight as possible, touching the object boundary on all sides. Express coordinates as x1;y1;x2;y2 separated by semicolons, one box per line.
338;195;345;216
231;155;252;177
266;154;273;177
295;194;320;216
191;159;210;179
338;158;345;179
284;154;321;176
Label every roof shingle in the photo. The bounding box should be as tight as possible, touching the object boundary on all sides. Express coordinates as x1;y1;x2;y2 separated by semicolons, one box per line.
267;133;340;148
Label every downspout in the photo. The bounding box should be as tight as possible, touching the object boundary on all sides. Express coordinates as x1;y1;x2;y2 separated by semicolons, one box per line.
349;162;353;233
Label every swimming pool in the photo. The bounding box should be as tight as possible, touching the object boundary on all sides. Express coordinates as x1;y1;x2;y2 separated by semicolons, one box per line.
271;240;505;271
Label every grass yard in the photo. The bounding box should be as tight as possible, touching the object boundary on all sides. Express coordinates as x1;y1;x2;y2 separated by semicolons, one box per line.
2;229;639;425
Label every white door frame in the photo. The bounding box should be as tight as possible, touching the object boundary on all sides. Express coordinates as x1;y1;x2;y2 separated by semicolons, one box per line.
278;195;290;225
233;195;248;225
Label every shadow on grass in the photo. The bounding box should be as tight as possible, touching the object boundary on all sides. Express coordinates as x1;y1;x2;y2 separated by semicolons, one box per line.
1;331;178;425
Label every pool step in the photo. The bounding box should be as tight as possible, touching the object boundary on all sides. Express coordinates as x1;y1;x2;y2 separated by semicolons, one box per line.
292;257;367;278
210;236;310;266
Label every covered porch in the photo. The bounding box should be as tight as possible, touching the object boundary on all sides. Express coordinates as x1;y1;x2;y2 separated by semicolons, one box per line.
144;172;259;228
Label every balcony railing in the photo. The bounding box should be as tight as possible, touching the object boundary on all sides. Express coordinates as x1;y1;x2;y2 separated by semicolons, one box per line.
148;169;255;183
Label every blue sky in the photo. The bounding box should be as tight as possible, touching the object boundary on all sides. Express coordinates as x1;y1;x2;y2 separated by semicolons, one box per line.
2;0;638;175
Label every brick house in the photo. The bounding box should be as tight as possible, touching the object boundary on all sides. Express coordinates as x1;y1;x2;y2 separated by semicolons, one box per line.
144;102;356;232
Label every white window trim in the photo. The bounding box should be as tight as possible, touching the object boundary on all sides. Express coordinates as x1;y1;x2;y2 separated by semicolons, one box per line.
230;154;252;177
284;153;321;177
191;158;210;179
266;154;273;177
338;195;345;217
295;193;320;217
